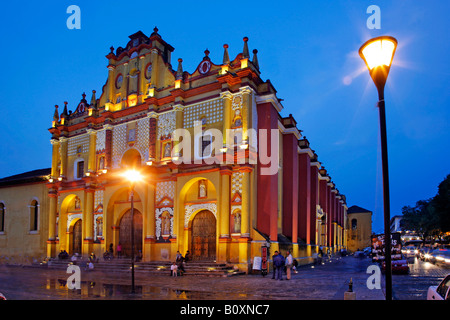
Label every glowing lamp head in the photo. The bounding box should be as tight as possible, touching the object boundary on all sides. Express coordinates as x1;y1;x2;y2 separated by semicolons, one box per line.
359;36;397;97
359;36;397;70
122;169;142;183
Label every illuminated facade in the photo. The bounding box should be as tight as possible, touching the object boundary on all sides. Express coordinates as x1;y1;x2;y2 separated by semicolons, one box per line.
42;29;349;271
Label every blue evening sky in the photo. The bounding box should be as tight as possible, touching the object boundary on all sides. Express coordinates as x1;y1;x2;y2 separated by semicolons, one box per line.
0;1;448;233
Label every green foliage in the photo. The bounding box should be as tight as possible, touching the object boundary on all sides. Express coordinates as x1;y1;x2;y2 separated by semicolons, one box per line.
401;174;450;239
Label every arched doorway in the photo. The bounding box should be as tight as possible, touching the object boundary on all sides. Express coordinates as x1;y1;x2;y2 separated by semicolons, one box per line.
72;219;82;255
119;209;143;257
191;210;216;260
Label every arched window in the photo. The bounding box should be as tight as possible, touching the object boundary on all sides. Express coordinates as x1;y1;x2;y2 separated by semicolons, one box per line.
0;203;5;232
30;200;39;231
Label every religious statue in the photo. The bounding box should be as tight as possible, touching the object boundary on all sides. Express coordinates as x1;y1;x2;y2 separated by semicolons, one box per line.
162;212;171;235
199;180;207;198
233;211;241;233
74;197;81;210
164;142;171;158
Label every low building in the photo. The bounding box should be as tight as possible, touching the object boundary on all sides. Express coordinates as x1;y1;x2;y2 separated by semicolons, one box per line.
346;205;372;252
0;169;51;264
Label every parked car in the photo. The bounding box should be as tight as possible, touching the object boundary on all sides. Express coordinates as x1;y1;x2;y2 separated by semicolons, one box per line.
427;274;450;300
381;256;410;274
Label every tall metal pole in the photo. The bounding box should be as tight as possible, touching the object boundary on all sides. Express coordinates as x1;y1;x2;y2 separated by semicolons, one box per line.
130;183;135;294
377;88;392;301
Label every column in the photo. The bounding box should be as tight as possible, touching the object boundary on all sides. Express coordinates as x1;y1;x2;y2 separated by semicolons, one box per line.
83;188;95;256
104;125;113;169
282;133;298;240
50;139;60;179
319;175;329;246
144;181;156;261
87;129;97;174
310;162;320;246
148;112;157;163
59;137;68;179
220;91;232;147
47;188;58;257
240;87;253;144
173;106;183;158
256;102;278;244
218;167;231;262
326;183;332;249
239;166;251;272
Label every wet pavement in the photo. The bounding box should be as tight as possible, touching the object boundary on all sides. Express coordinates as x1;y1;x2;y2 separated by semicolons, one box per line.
0;255;388;300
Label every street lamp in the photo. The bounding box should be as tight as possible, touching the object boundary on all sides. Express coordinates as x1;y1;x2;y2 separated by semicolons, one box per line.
359;36;397;301
122;169;142;294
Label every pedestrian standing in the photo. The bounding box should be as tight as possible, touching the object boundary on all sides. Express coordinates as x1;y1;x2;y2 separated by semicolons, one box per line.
271;251;278;279
176;251;185;275
117;242;122;259
171;262;178;277
273;251;285;280
285;250;293;280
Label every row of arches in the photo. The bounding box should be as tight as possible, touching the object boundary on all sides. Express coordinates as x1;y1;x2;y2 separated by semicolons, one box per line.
55;174;224;261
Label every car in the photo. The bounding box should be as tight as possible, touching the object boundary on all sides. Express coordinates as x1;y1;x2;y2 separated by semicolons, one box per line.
402;245;417;259
419;247;434;261
381;256;410;274
429;249;449;264
434;250;450;267
427;274;450;300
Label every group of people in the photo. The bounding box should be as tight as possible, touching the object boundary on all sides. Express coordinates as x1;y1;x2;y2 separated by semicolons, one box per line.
271;250;298;280
171;250;191;277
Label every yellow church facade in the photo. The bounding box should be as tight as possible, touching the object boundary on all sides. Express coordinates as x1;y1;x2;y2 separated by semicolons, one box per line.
1;29;350;272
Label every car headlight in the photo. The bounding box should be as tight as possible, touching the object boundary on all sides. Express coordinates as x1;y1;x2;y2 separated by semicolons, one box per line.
445;259;450;264
436;256;444;261
406;250;410;254
414;250;418;254
424;254;431;259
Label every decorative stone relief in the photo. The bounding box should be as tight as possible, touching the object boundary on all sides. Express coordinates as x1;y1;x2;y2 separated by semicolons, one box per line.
94;189;104;211
67;214;82;232
157;111;176;138
184;202;217;228
231;172;243;194
156;181;175;204
155;207;174;239
96;129;106;153
111;120;148;168
183;98;223;129
68;134;89;156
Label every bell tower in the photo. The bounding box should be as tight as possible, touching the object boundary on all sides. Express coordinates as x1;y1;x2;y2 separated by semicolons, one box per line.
102;27;175;112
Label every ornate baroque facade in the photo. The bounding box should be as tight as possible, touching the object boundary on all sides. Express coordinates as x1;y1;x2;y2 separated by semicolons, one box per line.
41;29;349;272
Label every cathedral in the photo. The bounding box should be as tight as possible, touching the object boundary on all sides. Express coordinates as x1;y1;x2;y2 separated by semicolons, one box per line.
0;29;348;272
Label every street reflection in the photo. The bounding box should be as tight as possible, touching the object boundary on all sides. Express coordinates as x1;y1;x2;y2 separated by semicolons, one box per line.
48;278;241;300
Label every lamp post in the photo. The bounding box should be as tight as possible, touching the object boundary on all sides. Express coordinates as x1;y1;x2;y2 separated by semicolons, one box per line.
122;169;142;294
359;36;397;301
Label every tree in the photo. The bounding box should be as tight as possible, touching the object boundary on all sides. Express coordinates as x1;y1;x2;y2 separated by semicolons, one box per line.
433;174;450;233
401;199;439;241
401;174;450;241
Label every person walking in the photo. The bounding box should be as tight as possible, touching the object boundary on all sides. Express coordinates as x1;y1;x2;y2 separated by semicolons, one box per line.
273;251;285;281
285;250;293;280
